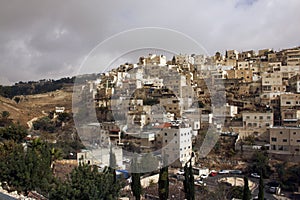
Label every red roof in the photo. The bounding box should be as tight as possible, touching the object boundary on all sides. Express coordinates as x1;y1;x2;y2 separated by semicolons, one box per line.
154;122;171;129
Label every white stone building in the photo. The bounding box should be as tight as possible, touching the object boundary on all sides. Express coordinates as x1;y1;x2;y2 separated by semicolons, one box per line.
157;122;193;167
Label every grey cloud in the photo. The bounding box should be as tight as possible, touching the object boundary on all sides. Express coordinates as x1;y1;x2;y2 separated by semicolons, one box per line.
0;0;299;84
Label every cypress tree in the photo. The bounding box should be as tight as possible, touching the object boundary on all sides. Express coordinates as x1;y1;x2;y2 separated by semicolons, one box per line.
131;173;141;200
189;158;195;200
109;145;117;169
258;176;264;200
243;176;251;200
158;156;169;200
183;154;195;200
131;156;141;200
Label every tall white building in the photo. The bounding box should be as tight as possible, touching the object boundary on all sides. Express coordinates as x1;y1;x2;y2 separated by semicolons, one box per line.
157;122;193;167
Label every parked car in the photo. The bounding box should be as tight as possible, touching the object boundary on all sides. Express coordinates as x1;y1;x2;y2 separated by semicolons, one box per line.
218;170;230;174
230;170;242;175
209;171;218;177
200;174;209;179
267;182;281;194
251;173;260;178
194;180;206;186
176;169;185;175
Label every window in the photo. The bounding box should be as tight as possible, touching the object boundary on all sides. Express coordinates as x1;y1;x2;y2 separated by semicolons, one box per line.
293;132;296;135
165;140;168;143
271;137;277;142
283;139;287;142
297;140;300;143
259;116;263;120
165;133;167;136
280;131;283;134
267;116;271;119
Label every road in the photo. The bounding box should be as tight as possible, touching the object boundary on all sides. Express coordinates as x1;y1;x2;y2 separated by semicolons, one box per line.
202;174;277;200
0;192;17;200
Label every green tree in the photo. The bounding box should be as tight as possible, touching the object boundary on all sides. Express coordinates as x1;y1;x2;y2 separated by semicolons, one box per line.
158;165;169;200
0;139;53;195
227;186;243;199
131;156;142;200
243;176;251;200
183;157;195;200
0;123;27;142
50;164;123;200
57;112;71;122
33;116;55;133
258;175;264;200
249;150;271;178
109;145;117;169
1;111;10;119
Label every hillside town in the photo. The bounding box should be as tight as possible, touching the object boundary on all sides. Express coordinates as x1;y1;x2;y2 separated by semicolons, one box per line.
1;46;300;199
77;46;300;161
71;46;300;199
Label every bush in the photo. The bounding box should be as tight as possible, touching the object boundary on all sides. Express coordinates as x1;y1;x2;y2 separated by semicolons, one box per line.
33;116;56;133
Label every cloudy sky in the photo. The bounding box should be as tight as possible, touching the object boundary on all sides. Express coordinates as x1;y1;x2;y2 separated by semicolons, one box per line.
0;0;299;85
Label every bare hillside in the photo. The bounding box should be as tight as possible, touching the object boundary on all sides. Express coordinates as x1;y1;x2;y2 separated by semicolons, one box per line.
0;86;73;127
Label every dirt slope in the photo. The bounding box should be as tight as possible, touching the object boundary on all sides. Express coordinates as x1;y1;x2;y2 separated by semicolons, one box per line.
0;86;73;127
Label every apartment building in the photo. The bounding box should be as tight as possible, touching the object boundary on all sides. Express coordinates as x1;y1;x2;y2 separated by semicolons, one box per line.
260;92;281;107
237;61;252;70
286;48;300;66
289;74;300;93
193;54;206;65
258;49;272;57
226;50;239;60
159;97;180;117
157;122;193;167
182;109;201;136
281;109;300;127
77;147;123;168
139;54;167;66
163;73;187;98
280;65;300;79
238;50;255;60
261;72;285;93
226;69;253;82
270;127;300;155
268;62;282;72
242;112;273;130
280;93;300;108
175;54;194;65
